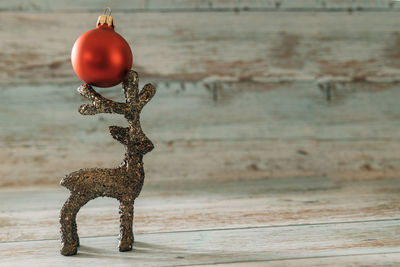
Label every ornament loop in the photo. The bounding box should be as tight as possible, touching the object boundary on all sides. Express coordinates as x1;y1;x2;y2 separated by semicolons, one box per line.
97;7;115;28
104;7;112;16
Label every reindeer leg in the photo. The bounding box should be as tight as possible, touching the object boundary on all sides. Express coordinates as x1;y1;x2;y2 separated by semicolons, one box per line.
118;198;134;252
60;193;87;256
72;215;79;247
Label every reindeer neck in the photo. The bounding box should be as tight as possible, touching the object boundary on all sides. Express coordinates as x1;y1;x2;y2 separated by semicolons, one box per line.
126;111;141;136
123;112;144;173
123;150;143;171
123;141;144;174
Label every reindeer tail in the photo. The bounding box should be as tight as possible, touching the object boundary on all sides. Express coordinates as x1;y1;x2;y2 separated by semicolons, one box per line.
60;170;82;191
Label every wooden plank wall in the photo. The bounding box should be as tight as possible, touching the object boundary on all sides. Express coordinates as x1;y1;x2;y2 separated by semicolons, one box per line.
0;7;400;186
1;11;400;85
0;0;399;12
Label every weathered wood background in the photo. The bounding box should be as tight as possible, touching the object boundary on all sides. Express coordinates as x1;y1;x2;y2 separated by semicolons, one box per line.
1;4;400;186
1;0;400;266
1;9;400;84
1;0;400;12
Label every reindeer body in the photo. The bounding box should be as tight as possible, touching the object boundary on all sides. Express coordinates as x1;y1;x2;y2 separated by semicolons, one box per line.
59;70;155;256
61;165;143;200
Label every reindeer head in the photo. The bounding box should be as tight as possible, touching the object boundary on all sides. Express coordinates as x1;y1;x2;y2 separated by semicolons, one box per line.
110;70;155;155
109;126;154;155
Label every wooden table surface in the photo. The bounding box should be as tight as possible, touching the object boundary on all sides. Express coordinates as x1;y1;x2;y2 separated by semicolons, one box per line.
1;176;400;266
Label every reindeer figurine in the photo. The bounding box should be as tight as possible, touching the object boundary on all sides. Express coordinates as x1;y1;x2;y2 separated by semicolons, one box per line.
59;70;156;256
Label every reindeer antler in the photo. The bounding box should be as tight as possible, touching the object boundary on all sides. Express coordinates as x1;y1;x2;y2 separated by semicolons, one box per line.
77;85;127;115
78;70;156;115
122;70;156;110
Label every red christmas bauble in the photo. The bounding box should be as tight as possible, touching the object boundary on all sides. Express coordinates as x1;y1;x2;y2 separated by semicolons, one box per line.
71;14;133;87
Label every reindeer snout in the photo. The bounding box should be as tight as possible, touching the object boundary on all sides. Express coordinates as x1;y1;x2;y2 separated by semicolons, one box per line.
134;134;154;154
143;138;154;154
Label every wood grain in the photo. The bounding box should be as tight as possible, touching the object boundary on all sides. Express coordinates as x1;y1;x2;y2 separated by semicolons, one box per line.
1;219;400;266
199;254;400;267
1;82;400;186
1;177;400;242
0;0;396;12
0;12;400;85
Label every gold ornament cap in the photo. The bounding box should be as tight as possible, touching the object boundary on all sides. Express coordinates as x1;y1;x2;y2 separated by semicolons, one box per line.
97;8;115;28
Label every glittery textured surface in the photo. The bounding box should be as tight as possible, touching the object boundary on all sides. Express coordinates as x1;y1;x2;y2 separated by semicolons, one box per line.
59;70;156;256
